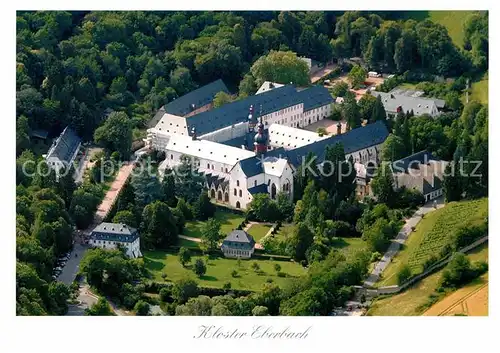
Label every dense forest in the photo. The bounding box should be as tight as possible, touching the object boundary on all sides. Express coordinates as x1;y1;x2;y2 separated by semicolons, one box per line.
16;11;488;316
16;11;487;145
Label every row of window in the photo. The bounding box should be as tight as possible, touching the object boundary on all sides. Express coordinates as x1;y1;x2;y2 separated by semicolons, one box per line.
233;188;243;197
225;249;251;256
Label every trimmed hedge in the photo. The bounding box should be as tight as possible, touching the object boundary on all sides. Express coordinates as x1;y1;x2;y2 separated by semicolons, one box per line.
144;281;253;297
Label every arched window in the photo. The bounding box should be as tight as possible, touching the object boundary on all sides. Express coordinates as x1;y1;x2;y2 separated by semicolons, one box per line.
271;183;277;199
236;201;241;209
170;154;173;160
237;180;240;187
254;180;257;187
239;190;242;197
207;163;210;169
234;188;237;196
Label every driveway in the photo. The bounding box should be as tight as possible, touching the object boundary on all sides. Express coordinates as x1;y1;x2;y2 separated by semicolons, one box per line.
363;196;444;287
57;243;88;285
66;284;98;316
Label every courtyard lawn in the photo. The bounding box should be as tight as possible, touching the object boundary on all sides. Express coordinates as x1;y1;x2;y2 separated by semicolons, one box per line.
331;237;368;257
377;198;488;287
144;251;306;291
247;224;272;242
367;244;488;316
183;210;245;238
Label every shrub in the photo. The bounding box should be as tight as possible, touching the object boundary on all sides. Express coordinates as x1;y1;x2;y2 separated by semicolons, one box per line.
251;262;260;272
193;259;207;277
274;263;281;272
277;272;286;278
231;269;238;278
370;252;382;262
266;278;274;283
440;253;478;288
397;264;412;285
422;255;439;271
222;281;232;290
159;287;171;302
161;272;167;281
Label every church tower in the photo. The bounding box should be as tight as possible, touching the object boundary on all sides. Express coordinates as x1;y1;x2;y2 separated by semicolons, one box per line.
248;105;256;132
254;117;267;156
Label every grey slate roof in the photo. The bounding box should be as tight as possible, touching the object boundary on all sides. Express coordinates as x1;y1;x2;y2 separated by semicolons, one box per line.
90;222;139;243
371;91;441;115
236;122;388;177
239;156;263;177
186;85;334;135
247;184;268;195
222;230;255;250
283;120;389;167
391;150;448;195
166;79;229;116
392;150;440;173
46;126;81;163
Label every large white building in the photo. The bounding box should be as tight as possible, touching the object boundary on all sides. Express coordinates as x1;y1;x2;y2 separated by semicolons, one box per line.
44;126;81;177
89;222;142;258
145;82;389;210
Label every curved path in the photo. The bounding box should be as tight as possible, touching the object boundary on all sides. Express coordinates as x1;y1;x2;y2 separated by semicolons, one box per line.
363;196;444;287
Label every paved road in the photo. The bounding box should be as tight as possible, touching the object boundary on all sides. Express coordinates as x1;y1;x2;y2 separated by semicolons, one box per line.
363;196;445;287
66;284;99;316
57;244;88;285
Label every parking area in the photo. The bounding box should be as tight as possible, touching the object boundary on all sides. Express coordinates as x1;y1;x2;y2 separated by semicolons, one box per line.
56;243;88;285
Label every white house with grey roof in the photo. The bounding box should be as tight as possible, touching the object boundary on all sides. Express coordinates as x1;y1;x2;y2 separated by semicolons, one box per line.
89;222;142;258
221;230;256;258
45;126;81;178
371;91;443;117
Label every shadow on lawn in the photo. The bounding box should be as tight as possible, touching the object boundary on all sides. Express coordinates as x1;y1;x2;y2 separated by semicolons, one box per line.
200;275;218;281
143;257;165;272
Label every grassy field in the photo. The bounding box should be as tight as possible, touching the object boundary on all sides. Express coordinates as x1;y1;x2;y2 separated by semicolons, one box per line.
423;273;488;316
402;11;477;47
144;251;306;291
183;211;245;238
247;224;272;242
331;237;368;257
377;198;488;287
470;73;488;104
367;243;488;316
274;224;367;257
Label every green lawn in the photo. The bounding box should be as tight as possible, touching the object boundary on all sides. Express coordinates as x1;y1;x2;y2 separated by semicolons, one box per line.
330;237;368;257
377;198;488;287
247;224;272;242
144;251;306;291
367;243;488;316
470;74;488;104
177;237;200;248
275;224;294;241
183;211;245;238
401;11;478;47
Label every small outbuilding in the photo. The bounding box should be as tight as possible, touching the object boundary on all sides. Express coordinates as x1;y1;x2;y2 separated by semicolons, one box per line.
221;230;255;259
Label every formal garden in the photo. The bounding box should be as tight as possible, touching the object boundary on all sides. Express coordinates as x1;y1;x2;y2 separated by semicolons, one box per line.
143;251;306;291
